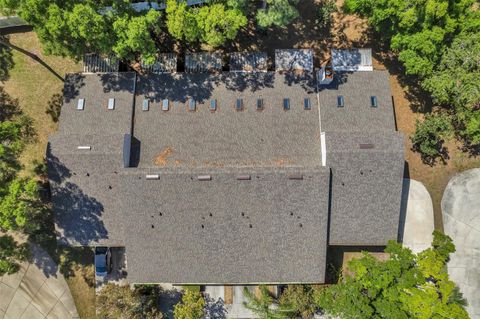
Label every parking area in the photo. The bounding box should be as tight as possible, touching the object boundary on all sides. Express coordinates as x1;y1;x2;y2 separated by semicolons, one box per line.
95;247;128;290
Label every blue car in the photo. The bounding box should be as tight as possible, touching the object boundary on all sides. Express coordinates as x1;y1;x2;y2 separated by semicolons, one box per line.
95;247;111;280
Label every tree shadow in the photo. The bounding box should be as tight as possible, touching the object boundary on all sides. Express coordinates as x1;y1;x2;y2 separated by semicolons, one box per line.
0;80;20;121
411;142;450;166
283;72;317;93
63;73;86;103
0;37;64;82
138;73;216;103
0;35;13;81
46;144;108;246
157;289;182;319
45;92;63;123
221;72;275;92
205;296;227;319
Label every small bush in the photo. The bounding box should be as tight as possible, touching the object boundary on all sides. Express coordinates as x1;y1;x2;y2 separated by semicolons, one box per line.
97;284;163;319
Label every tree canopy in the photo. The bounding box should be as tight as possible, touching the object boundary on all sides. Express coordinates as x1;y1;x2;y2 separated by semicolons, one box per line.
173;289;205;319
0;0;249;62
166;0;247;47
256;0;299;28
343;0;480;154
314;231;469;319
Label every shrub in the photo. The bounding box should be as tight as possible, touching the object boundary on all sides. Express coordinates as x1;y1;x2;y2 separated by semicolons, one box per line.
411;113;452;164
317;0;337;29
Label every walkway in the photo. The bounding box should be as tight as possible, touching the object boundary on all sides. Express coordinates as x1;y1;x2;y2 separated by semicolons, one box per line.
0;243;79;319
399;179;435;253
442;168;480;319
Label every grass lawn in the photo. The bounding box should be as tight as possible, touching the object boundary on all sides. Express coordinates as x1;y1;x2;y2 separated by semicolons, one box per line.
58;247;97;319
1;32;81;175
1;32;95;318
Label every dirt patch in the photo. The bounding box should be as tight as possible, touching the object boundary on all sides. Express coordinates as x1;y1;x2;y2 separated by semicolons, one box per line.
155;147;174;166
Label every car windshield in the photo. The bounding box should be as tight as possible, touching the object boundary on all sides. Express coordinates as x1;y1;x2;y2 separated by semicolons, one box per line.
96;266;107;273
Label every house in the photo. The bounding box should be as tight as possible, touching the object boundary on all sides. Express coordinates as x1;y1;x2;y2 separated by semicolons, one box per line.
47;49;404;305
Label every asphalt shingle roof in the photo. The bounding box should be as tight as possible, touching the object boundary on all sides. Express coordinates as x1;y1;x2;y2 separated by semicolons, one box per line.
134;72;320;169
59;72;136;136
325;131;405;245
47;67;405;284
319;71;396;132
122;167;330;284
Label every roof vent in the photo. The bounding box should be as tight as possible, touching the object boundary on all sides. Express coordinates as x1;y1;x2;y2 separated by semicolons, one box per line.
359;143;375;149
198;175;212;181
142;99;149;111
189;99;196;112
237;174;251;180
77;146;91;150
77;98;85;110
162;99;169;111
288;174;303;180
337;95;344;108
304;98;311;110
370;96;378;108
256;98;264;111
236;98;243;111
283;98;290;110
210;99;217;112
146;174;160;180
108;98;115;110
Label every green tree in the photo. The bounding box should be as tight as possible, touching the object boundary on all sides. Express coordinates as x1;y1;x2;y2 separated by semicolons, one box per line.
97;284;163;319
315;231;469;319
422;32;480;108
112;9;162;65
0;0;162;62
243;286;294;319
196;4;247;47
256;0;299;28
0;235;30;276
166;0;246;47
410;113;452;164
173;289;205;319
0;178;41;232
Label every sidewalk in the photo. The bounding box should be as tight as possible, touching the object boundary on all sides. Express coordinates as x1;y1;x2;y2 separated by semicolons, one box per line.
0;243;79;319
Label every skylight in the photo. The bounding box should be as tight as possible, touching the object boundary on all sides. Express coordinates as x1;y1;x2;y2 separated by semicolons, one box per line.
77;98;85;110
283;98;290;110
337;95;344;108
142;99;149;111
236;98;243;111
304;98;311;110
162;99;169;111
370;96;378;108
108;98;115;110
210;99;217;112
189;99;196;112
256;98;264;111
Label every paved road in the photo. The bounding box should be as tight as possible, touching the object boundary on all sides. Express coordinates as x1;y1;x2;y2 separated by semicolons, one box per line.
0;243;79;319
442;168;480;319
399;179;435;253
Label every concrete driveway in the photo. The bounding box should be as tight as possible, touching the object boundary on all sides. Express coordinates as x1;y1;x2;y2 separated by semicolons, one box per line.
0;243;79;319
399;179;435;253
442;168;480;319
